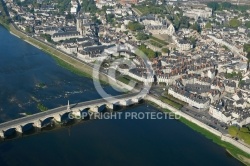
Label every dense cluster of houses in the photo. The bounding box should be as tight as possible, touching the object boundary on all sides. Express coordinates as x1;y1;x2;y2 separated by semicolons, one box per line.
3;0;250;127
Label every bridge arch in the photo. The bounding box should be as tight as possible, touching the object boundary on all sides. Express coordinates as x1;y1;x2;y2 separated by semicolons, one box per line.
17;123;35;133
40;117;54;127
0;93;143;139
2;128;16;138
71;107;90;120
59;112;72;123
90;104;106;113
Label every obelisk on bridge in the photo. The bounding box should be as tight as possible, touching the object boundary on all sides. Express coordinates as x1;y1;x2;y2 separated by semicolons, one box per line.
67;100;71;111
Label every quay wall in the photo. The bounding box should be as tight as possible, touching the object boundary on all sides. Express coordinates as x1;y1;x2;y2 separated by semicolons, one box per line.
145;95;250;154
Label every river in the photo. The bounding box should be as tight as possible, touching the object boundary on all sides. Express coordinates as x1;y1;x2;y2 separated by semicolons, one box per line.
0;26;243;166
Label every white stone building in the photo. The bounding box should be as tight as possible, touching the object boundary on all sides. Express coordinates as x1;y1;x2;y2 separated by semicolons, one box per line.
168;86;210;109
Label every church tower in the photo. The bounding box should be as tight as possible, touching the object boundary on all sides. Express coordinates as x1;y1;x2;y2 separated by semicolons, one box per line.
167;24;175;35
76;17;83;35
76;16;89;36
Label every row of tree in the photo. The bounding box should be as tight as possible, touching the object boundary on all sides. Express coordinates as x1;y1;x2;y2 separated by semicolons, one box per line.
207;2;250;12
136;32;150;40
0;0;10;26
81;0;98;13
138;44;159;59
134;4;167;15
127;21;145;31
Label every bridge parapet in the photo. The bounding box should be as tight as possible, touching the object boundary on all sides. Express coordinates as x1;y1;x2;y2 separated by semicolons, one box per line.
0;93;147;139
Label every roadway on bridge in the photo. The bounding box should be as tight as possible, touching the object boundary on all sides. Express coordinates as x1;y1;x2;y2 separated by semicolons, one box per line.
0;93;140;130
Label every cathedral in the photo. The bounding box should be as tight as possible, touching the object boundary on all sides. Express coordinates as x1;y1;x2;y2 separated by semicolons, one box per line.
146;23;175;35
139;15;175;35
76;16;92;36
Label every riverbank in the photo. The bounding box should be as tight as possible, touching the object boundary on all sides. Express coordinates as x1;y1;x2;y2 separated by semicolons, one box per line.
146;96;250;166
0;22;113;85
178;116;250;165
0;20;9;30
0;20;249;165
0;22;134;93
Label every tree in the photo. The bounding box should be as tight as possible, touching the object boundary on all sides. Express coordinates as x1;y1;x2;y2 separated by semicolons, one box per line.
191;22;201;33
134;4;167;15
245;21;250;28
247;52;250;61
162;48;170;54
229;18;241;28
81;0;97;13
127;21;144;31
106;14;115;24
56;0;71;14
221;2;232;9
173;19;180;30
65;14;74;20
40;34;52;43
136;32;150;40
179;16;189;29
207;2;219;11
243;51;249;72
25;26;33;33
138;44;157;59
205;22;212;29
189;37;197;48
92;15;102;24
244;43;250;53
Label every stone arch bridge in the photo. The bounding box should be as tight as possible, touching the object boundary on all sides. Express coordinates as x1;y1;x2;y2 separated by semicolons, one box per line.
0;93;145;139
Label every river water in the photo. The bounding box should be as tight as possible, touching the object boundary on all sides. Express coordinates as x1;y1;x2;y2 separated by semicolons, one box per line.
0;26;243;166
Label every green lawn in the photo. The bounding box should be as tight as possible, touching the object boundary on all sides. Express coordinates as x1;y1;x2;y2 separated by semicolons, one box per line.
179;117;250;163
150;36;169;45
147;98;250;165
0;19;9;30
159;96;183;109
161;92;187;108
117;76;130;84
228;126;250;145
51;55;92;78
117;75;138;85
149;40;164;48
164;110;250;165
133;5;166;16
0;0;10;30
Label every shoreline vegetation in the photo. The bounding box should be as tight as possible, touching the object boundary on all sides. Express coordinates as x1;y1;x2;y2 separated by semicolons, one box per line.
0;0;10;30
37;103;48;112
36;83;47;89
180;117;250;165
147;101;250;165
0;5;249;165
228;126;250;145
0;19;9;30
